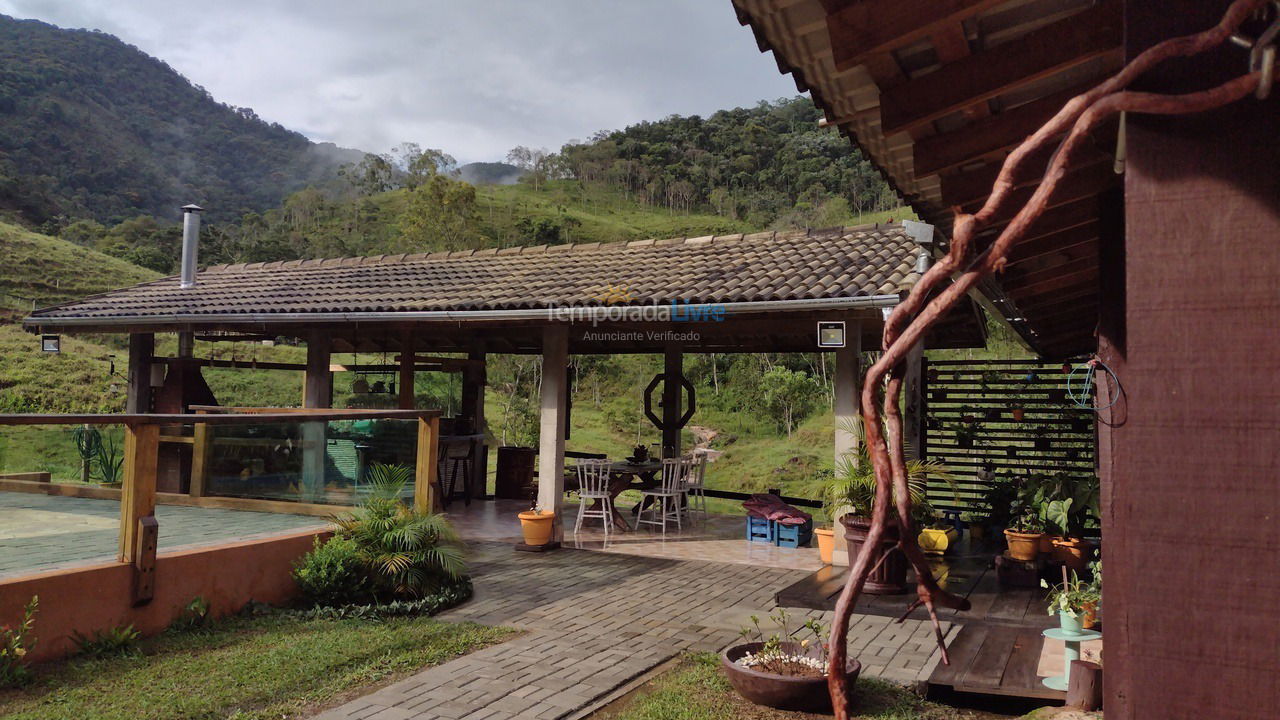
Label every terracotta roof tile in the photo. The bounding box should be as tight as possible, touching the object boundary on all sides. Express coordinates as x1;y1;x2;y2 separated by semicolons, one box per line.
28;225;924;320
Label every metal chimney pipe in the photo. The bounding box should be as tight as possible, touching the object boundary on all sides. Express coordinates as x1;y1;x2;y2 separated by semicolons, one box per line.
180;204;204;288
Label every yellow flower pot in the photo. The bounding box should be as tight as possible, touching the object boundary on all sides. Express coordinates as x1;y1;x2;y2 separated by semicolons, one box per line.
518;510;556;546
815;527;835;564
918;527;959;555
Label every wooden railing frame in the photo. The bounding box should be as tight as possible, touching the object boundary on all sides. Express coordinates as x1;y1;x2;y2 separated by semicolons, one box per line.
0;408;443;603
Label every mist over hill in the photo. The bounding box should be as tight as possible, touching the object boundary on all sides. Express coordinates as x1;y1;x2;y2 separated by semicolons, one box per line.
0;14;362;224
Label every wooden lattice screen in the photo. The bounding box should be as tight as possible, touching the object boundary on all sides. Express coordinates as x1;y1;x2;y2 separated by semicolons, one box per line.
921;358;1096;513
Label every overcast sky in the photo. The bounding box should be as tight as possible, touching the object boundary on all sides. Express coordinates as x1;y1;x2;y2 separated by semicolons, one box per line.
0;1;800;163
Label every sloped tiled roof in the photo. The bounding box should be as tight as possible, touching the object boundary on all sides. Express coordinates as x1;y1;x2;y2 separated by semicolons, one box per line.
26;224;922;322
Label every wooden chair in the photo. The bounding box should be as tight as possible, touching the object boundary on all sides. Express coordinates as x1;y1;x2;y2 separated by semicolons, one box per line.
683;452;708;519
573;458;614;537
638;458;689;536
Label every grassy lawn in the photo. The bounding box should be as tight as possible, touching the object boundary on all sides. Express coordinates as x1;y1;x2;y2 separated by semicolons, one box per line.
592;653;1005;720
0;611;514;720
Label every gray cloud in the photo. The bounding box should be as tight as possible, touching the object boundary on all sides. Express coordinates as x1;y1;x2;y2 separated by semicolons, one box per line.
0;1;800;162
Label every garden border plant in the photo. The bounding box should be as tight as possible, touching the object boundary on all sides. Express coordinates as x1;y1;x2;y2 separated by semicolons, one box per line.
292;463;471;613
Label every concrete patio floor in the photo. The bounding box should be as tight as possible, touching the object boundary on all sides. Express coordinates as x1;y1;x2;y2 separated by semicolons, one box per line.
0;491;327;578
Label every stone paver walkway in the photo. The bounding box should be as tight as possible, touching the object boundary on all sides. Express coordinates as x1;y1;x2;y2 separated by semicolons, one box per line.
0;492;326;577
311;542;951;720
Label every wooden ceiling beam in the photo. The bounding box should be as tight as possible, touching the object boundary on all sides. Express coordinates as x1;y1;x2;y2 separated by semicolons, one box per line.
827;0;1007;72
1017;287;1098;316
914;83;1098;177
1006;223;1101;266
879;1;1122;135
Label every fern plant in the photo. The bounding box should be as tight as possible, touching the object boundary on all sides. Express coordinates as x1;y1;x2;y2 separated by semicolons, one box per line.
825;418;956;525
332;463;466;600
71;624;139;657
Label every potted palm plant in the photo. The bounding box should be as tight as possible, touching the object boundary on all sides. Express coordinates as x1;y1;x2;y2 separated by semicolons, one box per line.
825;420;955;593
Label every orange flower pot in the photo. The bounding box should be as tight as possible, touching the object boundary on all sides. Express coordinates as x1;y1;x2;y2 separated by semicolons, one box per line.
815;527;835;565
1004;529;1043;561
1052;536;1091;572
1080;601;1099;629
518;510;556;546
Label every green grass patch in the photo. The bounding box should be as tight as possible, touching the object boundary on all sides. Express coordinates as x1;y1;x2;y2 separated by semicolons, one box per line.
592;652;1000;720
0;221;160;313
0;611;514;720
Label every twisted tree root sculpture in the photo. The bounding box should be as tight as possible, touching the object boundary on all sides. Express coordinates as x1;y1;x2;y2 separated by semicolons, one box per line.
827;2;1271;715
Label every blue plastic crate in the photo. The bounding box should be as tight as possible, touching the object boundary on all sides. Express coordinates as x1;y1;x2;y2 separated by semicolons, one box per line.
774;518;814;548
745;515;775;543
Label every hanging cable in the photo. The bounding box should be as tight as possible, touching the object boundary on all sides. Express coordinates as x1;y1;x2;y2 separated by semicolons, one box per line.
1067;357;1122;412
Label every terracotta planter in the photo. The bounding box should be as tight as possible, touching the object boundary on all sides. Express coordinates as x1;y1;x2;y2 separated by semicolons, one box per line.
1080;601;1099;629
1011;407;1025;421
517;510;556;546
815;527;835;565
1040;534;1060;555
1004;529;1043;561
721;642;860;712
840;516;907;594
1052;536;1091;572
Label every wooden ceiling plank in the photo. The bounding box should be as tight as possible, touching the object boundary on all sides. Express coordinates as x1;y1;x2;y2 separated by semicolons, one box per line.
940;143;1111;206
971;162;1119;225
827;0;1008;71
1008;236;1099;273
1007;268;1099;300
914;82;1097;177
879;1;1122;135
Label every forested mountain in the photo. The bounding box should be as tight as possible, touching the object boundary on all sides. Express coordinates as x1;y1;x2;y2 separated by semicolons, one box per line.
0;14;360;225
555;98;899;228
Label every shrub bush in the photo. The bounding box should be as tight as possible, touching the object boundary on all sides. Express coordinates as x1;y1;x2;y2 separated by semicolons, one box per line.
71;624;139;657
294;464;467;609
293;535;373;607
0;595;37;688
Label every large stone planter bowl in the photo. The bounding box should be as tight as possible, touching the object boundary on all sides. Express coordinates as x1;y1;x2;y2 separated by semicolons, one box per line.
721;641;861;712
840;515;908;594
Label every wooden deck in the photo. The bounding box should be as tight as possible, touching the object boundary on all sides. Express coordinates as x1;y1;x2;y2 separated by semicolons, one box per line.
775;539;1068;701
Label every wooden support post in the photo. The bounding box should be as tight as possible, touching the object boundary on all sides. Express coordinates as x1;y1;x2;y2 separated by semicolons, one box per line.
399;329;416;409
462;347;487;497
189;418;212;498
126;333;154;414
832;322;862;566
537;325;568;542
119;423;158;565
303;331;332;409
903;342;925;461
1066;660;1103;710
415;415;440;514
302;331;332;502
661;346;682;459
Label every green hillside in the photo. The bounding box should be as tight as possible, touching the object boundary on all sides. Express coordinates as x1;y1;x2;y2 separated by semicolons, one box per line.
0;14;358;225
0;220;160;314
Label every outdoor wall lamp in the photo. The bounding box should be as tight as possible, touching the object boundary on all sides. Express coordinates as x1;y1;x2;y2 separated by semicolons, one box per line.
817;321;845;348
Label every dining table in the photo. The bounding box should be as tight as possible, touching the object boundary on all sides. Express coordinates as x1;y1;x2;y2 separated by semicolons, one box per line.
599;458;662;531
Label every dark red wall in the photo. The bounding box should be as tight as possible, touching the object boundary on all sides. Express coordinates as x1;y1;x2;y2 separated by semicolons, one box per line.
1102;2;1280;716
